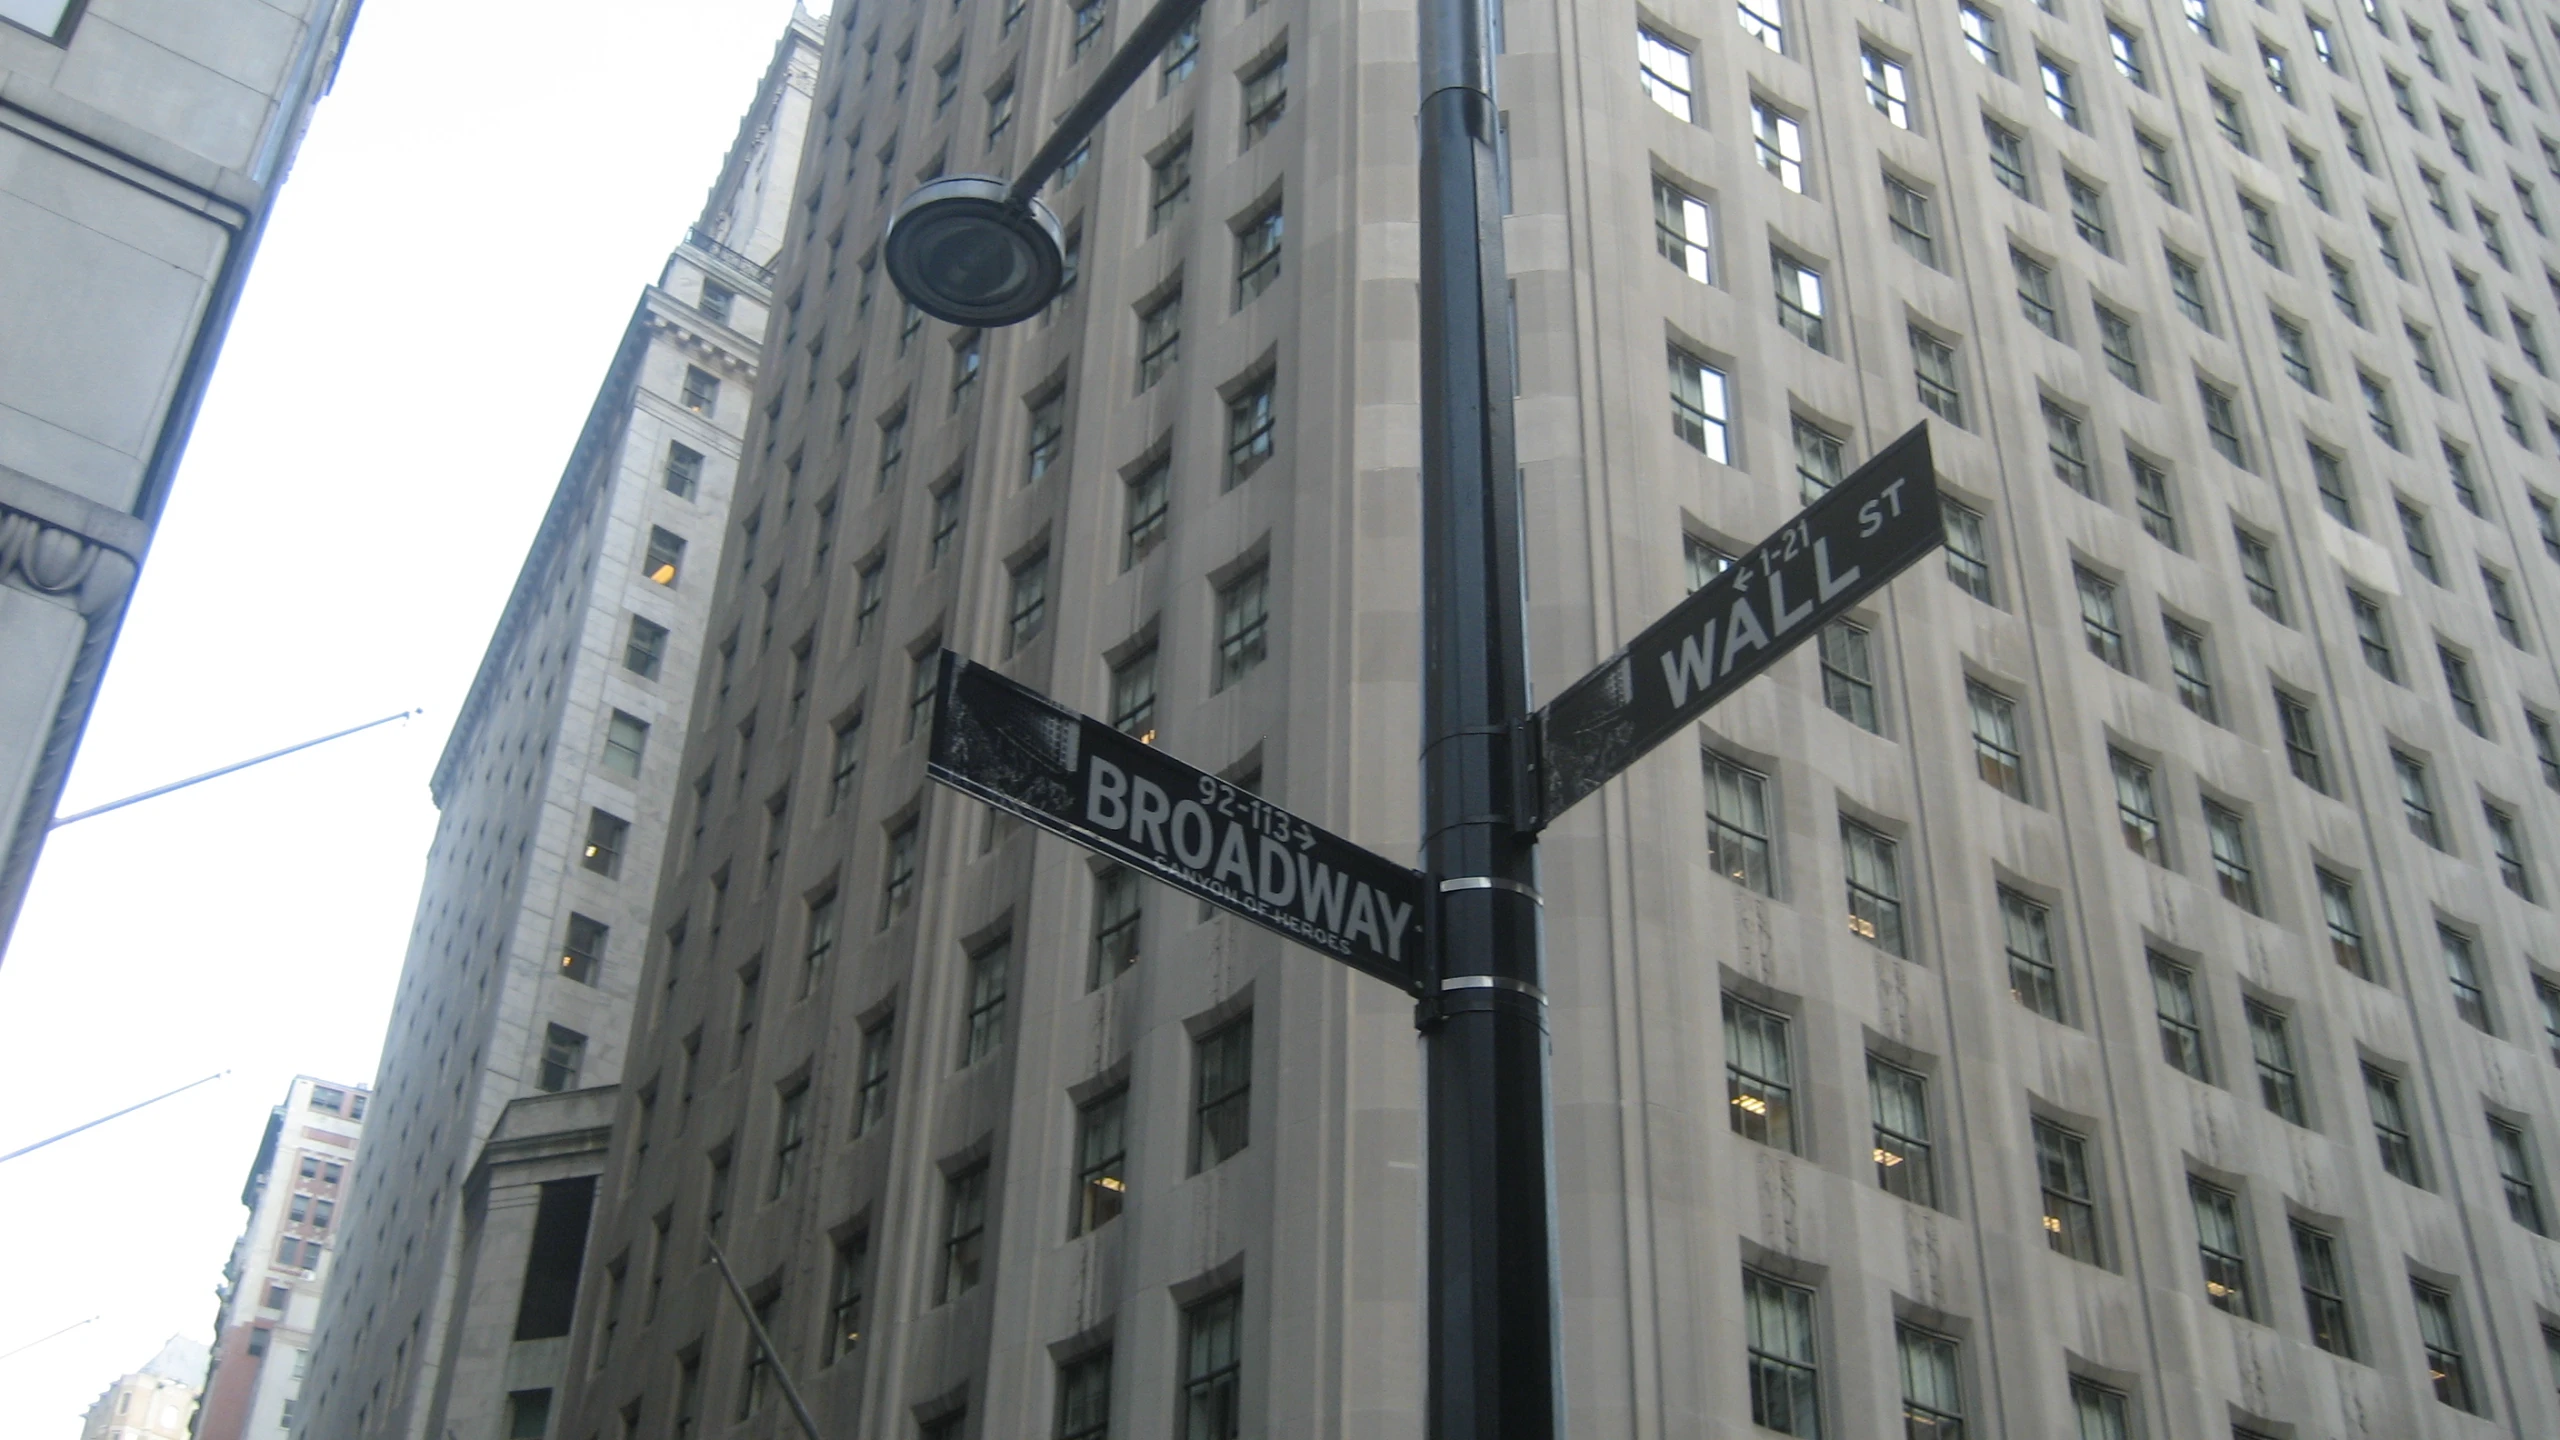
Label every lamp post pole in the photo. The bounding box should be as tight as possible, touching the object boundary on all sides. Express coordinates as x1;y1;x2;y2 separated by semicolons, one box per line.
1410;0;1559;1436
883;0;1560;1430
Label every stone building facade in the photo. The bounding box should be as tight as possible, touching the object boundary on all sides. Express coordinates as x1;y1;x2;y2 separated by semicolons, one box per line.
563;0;2560;1436
197;1076;370;1440
0;0;362;958
79;1336;208;1440
292;15;823;1439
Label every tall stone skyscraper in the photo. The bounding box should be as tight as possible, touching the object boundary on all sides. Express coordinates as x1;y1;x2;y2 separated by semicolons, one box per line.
294;14;823;1439
0;0;363;958
196;1076;371;1440
566;0;2560;1436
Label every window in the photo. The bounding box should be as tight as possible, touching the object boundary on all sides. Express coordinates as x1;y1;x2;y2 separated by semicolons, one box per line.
1216;566;1270;688
1911;328;1964;424
2042;401;2089;493
962;941;1009;1064
2164;620;2215;720
1818;621;1880;729
1723;994;1796;1149
1025;388;1066;482
1226;375;1276;483
1967;681;2025;797
768;1082;810;1197
1703;753;1773;892
1653;176;1716;281
2075;567;2126;669
827;1232;867;1361
1109;647;1158;741
1791;415;1843;502
1056;1350;1112;1440
1771;249;1827;352
2351;591;2396;678
642;527;686;587
662;442;701;499
2211;83;2251;151
1638;28;1696;121
679;365;719;415
573;807;630;882
2138;129;2179;202
2274;314;2318;391
1743;1270;1821;1436
537;1024;586;1092
942;1165;988;1300
2034;53;2080;129
1157;15;1196;89
2239;196;2282;267
2130;456;2178;548
2325;253;2363;325
1869;1057;1935;1205
1070;0;1105;56
1739;0;1785;51
2035;1117;2103;1262
2443;647;2487;734
2393;751;2443;851
1242;52;1288;145
2067;174;2113;254
2097;305;2142;390
2536;710;2560;791
2244;1000;2304;1122
2498;379;2532;444
2280;693;2328;793
2199;379;2245;464
1138;290;1182;389
1234;202;1283;305
1753;100;1806;193
2491;1116;2547;1231
2152;952;2211;1078
554;911;608;988
2111;748;2164;862
1841;817;1906;955
2109;22;2147;86
2372;211;2406;277
1943;500;1993;601
2003;887;2063;1018
881;820;918;924
2442;924;2491;1029
2187;1176;2257;1318
854;1017;893;1135
876;410;907;491
1122;458;1169;567
2292;143;2327;209
2487;802;2532;895
2279;1221;2356;1359
1962;3;2005;74
1073;1089;1127;1234
1193;1017;1252;1170
2537;977;2560;1063
949;332;983;413
1985;117;2032;198
898;300;924;356
1181;1290;1244;1440
1686;534;1733;591
1091;865;1143;983
2408;324;2444;392
2013;249;2061;338
1149;138;1192;231
1864;47;1912;128
1898;1326;1965;1436
1669;346;1731;459
2520;311;2547;374
2412;1281;2479;1412
2366;1064;2422;1181
1006;551;1049;655
2204;800;2258;911
2341;109;2372;170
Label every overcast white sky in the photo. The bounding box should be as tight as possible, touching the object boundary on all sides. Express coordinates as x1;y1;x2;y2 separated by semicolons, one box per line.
0;0;810;1428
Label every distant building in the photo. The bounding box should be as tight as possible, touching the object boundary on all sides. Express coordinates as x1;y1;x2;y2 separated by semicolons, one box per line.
77;1335;204;1440
293;14;822;1439
195;1077;367;1440
0;0;364;959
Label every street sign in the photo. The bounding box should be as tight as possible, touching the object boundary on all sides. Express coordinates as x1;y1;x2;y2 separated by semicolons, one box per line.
928;653;1426;993
1532;422;1942;825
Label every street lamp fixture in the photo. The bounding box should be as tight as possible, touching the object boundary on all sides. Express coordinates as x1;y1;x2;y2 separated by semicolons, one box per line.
882;0;1206;326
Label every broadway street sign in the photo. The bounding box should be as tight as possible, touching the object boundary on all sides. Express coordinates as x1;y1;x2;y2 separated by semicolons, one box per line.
928;653;1425;993
1532;422;1941;825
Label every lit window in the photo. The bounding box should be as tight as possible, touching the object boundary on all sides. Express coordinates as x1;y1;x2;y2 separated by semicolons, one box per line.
1073;1089;1127;1234
1869;1056;1935;1205
2189;1177;2255;1316
1841;816;1905;955
2034;1118;2103;1262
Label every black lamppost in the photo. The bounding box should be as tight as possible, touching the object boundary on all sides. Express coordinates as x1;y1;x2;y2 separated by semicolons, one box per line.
881;0;1559;1434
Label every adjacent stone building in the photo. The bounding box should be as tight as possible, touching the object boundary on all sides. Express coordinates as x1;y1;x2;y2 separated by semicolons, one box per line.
197;1077;369;1440
0;0;362;959
78;1336;207;1440
293;14;823;1439
565;0;2560;1436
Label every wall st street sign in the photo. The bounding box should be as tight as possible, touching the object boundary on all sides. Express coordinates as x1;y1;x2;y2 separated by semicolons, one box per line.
928;653;1426;993
1531;423;1942;825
